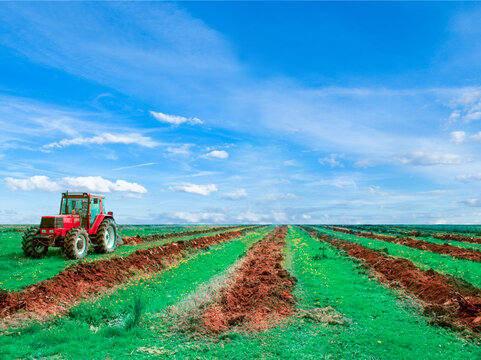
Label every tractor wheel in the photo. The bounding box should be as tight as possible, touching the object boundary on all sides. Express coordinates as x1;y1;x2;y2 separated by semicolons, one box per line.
22;227;48;259
63;228;90;259
94;219;118;253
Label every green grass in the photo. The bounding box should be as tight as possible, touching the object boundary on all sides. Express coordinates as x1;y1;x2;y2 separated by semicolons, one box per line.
0;225;241;291
397;234;481;252
1;225;480;359
318;227;481;289
0;226;272;359
347;225;481;252
280;227;480;359
345;224;481;237
118;224;217;238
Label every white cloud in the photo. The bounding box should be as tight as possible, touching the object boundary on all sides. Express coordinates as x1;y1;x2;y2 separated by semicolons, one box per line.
470;131;481;141
150;111;203;126
417;190;450;195
43;133;158;150
235;211;287;223
181;171;221;178
456;173;481;182
113;162;156;171
367;185;388;196
272;211;287;222
283;160;299;166
450;131;466;144
222;188;247;200
308;177;357;188
169;212;226;223
5;175;147;193
354;159;375;168
6;175;61;192
204;150;229;159
122;193;144;199
63;177;147;193
461;198;481;207
318;154;344;167
236;212;267;222
169;183;218;196
166;144;192;156
446;87;481;123
466;112;481;121
259;193;299;202
397;151;465;166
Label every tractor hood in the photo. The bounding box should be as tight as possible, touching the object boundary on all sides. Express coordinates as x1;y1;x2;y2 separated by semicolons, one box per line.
40;215;80;229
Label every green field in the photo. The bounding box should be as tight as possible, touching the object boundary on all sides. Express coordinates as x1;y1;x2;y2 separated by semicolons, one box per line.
318;227;481;288
0;225;479;359
0;225;236;291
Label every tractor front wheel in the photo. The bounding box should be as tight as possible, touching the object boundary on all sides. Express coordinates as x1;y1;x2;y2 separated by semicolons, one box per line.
22;227;48;258
94;219;118;253
63;228;90;259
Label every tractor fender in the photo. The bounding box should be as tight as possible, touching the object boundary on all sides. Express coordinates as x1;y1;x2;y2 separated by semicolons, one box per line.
89;214;115;235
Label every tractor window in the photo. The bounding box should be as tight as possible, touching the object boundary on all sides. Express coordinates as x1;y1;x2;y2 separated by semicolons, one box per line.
90;198;101;225
60;198;88;215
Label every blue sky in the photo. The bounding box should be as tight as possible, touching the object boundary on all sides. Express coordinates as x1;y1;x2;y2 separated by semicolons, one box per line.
1;2;481;224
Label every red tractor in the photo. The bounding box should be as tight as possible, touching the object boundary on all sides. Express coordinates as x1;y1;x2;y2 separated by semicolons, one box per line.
22;192;119;260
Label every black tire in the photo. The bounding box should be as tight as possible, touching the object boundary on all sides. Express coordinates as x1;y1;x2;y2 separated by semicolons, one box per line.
63;228;89;259
22;227;48;259
94;218;118;253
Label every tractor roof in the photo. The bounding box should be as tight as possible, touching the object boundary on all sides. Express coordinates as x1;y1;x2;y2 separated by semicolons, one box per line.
62;192;105;198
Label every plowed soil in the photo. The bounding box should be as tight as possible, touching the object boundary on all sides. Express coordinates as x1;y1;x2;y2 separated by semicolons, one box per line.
202;226;296;332
122;225;248;245
0;229;246;319
430;232;481;245
310;229;481;333
330;227;481;262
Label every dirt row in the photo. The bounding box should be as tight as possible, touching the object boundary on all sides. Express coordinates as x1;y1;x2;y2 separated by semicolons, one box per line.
202;225;296;332
122;225;250;245
0;228;252;320
330;226;481;262
422;232;481;245
307;228;481;334
337;226;481;245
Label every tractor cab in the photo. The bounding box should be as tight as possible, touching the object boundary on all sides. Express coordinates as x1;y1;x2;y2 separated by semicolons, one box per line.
59;192;104;229
23;192;118;260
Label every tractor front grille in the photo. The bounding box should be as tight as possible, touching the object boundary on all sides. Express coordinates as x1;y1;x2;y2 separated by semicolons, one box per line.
40;217;64;228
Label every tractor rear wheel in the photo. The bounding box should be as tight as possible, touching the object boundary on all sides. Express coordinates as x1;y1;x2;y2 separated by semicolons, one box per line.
22;227;48;258
94;219;118;253
63;228;90;259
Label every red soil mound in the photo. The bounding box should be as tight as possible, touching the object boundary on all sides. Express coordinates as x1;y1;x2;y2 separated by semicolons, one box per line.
330;227;481;262
202;226;296;332
310;229;481;333
122;225;247;246
0;229;245;319
430;232;481;245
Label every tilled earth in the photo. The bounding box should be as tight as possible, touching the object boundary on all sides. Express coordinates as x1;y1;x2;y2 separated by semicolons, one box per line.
202;226;297;332
311;229;481;333
330;226;481;262
0;229;246;320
